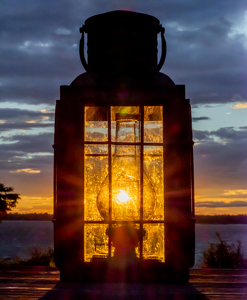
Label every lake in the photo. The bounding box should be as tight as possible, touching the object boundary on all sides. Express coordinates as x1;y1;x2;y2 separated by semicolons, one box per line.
0;221;246;268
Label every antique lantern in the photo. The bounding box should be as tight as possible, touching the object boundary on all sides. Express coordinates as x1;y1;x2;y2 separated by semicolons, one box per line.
53;10;195;282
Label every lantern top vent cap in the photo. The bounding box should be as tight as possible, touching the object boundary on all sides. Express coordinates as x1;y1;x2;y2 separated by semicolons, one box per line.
81;10;162;33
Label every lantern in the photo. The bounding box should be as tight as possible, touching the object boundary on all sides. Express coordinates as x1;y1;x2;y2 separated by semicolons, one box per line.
53;11;195;282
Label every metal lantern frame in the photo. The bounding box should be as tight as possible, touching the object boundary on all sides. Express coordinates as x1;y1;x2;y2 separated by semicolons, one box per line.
53;84;195;282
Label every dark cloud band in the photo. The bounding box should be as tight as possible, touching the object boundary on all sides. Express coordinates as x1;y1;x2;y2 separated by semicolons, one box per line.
196;201;247;208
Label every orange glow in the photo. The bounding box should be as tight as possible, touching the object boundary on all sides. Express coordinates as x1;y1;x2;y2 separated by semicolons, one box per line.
116;190;131;204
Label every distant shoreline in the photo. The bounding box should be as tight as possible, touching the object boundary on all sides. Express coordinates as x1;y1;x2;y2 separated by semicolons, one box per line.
2;213;247;224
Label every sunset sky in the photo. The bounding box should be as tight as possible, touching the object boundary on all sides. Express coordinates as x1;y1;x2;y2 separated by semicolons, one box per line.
0;0;246;215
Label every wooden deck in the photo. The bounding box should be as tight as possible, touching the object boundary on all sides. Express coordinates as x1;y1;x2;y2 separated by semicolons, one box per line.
0;267;246;299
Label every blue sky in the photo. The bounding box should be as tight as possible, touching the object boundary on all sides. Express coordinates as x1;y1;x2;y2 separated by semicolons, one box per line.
0;0;246;214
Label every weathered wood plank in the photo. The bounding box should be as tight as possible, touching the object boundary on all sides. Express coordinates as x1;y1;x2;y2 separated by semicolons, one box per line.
0;267;246;300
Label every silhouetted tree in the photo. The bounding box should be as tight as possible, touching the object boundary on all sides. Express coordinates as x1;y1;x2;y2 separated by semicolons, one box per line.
0;183;20;218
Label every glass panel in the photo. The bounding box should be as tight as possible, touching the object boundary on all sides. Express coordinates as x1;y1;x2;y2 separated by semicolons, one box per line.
144;106;163;143
111;106;140;142
85;106;108;141
143;224;165;262
112;145;140;221
144;146;164;220
85;145;108;220
85;224;108;262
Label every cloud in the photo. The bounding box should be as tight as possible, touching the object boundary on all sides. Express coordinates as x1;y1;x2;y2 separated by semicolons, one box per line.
0;108;54;120
0;108;54;131
192;117;211;122
196;201;247;208
193;127;247;142
0;122;53;132
9;168;41;174
0;132;53;153
210;127;247;141
230;94;247;102
11;196;53;213
0;132;54;178
231;102;247;109
163;12;247;104
193;129;211;141
223;190;247;196
0;0;246;106
193;127;247;194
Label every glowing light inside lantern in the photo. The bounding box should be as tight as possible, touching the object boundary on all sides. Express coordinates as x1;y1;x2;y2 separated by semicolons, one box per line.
116;190;131;204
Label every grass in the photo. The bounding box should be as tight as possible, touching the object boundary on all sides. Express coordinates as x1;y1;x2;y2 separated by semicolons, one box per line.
0;246;55;267
202;232;246;269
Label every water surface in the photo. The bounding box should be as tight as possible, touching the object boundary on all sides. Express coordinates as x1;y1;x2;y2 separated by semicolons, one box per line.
0;221;246;267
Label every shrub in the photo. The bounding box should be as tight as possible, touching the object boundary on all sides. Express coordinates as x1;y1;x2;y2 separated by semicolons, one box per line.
202;232;245;268
0;247;55;267
28;246;55;266
0;256;22;267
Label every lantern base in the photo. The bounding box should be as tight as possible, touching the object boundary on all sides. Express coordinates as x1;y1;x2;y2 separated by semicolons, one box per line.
59;260;189;283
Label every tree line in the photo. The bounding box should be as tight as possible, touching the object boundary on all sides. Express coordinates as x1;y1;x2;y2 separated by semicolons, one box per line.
2;212;53;221
196;214;247;224
2;213;247;223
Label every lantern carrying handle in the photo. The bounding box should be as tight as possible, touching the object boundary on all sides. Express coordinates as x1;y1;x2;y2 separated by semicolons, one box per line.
79;25;89;71
157;25;166;71
79;24;166;72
